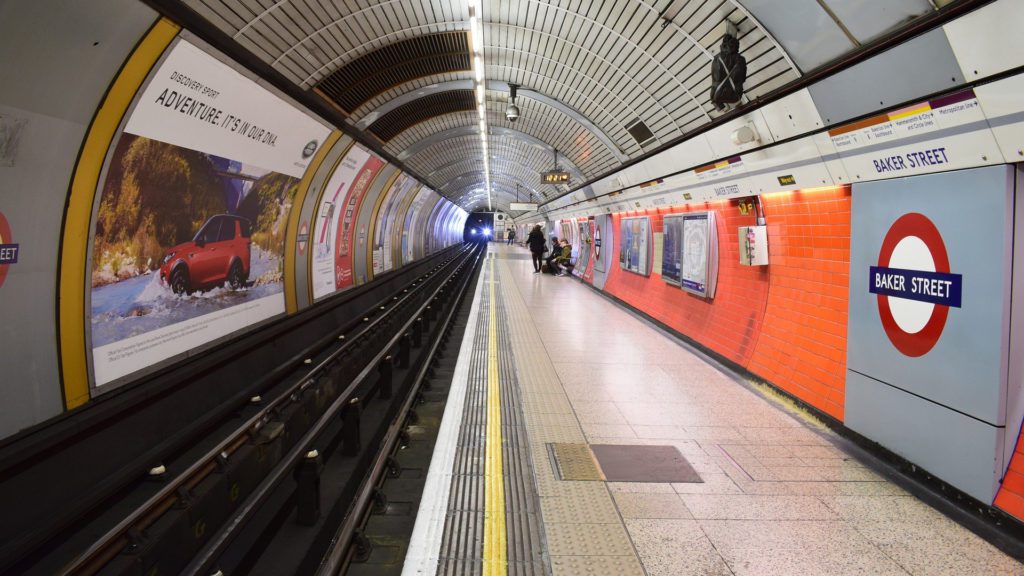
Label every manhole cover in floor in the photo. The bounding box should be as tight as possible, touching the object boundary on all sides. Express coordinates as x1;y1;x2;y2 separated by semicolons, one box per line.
591;444;702;483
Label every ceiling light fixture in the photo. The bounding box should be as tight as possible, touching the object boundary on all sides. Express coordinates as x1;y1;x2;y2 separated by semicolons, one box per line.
467;0;491;211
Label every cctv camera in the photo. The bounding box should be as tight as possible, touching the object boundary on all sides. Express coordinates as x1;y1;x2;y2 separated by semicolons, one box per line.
505;104;520;122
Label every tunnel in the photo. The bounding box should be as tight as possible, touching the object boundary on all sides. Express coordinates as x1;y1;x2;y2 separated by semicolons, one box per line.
1;0;1023;574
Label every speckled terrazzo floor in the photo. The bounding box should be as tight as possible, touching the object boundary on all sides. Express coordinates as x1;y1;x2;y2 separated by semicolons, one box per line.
490;243;1023;576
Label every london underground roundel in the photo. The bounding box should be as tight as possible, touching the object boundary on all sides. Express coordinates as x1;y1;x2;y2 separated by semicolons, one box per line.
870;213;962;357
0;211;18;289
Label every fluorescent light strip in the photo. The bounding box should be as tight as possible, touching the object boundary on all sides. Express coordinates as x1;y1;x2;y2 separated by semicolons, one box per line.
468;9;490;211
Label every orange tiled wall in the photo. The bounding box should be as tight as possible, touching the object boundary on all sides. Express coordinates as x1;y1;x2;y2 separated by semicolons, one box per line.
602;186;851;418
747;188;851;420
597;184;1024;523
602;198;771;368
996;435;1024;519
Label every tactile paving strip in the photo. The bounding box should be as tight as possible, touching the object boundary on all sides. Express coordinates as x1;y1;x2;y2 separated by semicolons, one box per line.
548;443;603;481
437;259;548;576
538;491;621;524
543;523;637;556
437;289;488;575
494;276;548;575
491;262;643;565
496;259;646;575
549;555;645;576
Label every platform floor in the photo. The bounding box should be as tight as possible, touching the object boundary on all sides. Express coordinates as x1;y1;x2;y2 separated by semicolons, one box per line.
405;243;1023;576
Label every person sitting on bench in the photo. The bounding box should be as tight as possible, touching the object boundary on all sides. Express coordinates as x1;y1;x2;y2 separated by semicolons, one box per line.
555;242;574;276
544;238;561;273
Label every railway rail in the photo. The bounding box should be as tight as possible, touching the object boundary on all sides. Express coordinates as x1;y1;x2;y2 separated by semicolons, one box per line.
0;243;483;575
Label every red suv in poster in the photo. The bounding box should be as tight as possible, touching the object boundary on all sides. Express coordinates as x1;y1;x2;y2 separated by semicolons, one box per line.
159;214;253;294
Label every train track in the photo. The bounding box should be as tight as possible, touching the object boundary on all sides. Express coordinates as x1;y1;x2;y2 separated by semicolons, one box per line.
0;244;482;575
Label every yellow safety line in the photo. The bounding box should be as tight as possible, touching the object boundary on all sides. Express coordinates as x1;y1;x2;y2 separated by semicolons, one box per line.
58;18;180;408
483;258;507;576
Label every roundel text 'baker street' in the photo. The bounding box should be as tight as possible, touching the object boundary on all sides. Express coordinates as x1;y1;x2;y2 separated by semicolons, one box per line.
869;213;962;357
0;211;18;289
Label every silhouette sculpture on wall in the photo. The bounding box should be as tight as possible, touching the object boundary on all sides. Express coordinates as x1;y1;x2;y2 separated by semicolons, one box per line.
710;34;746;110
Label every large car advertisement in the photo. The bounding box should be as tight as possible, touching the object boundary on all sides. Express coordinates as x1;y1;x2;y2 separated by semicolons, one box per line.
310;145;385;299
89;40;331;387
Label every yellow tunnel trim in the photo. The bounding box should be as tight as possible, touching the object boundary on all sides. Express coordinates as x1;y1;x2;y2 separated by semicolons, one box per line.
285;130;343;313
303;139;354;304
58;18;180;409
365;170;401;283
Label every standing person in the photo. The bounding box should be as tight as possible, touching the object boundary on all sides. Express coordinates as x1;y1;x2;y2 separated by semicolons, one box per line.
506;228;516;246
526;225;546;273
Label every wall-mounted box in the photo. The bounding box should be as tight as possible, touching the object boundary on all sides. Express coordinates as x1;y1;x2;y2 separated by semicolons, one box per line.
739;225;768;266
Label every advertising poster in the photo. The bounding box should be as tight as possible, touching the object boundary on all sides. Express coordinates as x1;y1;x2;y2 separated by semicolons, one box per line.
574;221;589;277
413;193;440;260
90;40;332;387
560;221;573;245
432;203;453;253
619;216;650;276
424;201;443;255
390;183;420;268
310;145;384;299
662;214;684;285
373;173;415;275
680;212;718;297
335;155;384;290
403;187;434;264
582;220;597;283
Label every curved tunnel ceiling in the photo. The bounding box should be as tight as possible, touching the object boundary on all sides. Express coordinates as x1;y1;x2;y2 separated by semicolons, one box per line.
182;0;941;212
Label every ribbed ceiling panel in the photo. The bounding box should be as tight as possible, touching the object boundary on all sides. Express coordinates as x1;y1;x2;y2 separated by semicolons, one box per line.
368;89;476;142
316;32;470;112
351;71;473;122
182;0;937;210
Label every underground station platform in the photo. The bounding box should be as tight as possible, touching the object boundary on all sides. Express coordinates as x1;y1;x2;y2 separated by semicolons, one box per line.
354;244;1024;576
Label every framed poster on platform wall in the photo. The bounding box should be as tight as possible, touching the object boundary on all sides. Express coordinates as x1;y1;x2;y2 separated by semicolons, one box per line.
576;220;591;277
619;216;651;276
661;214;684;285
680;211;719;298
